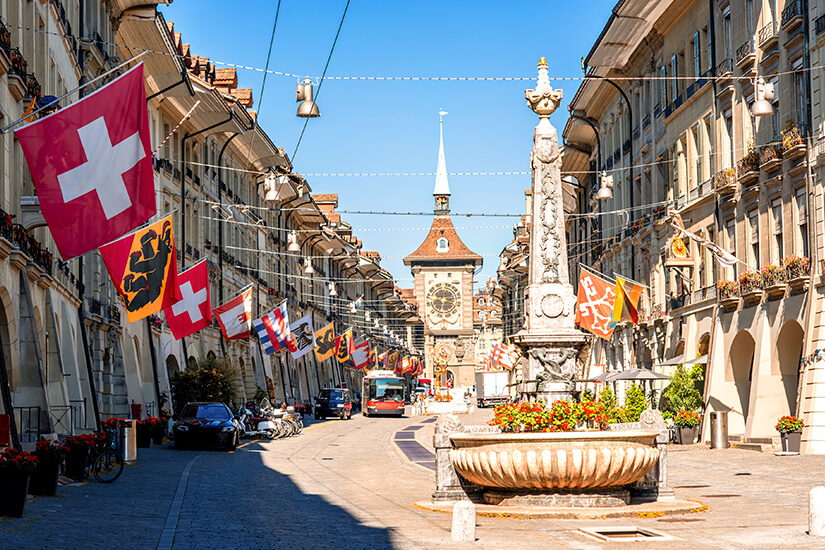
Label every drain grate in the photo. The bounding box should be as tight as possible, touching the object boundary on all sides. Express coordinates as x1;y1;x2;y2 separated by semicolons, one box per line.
579;525;676;542
579;526;674;542
401;425;424;431
420;418;437;424
394;432;416;440
700;494;741;498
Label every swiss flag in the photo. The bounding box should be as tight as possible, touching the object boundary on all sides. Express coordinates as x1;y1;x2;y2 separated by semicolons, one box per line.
15;63;155;260
164;259;211;340
213;287;253;341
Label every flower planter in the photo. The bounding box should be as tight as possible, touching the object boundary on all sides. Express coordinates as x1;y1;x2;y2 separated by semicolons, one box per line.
741;289;763;306
719;296;739;310
136;429;152;448
0;470;31;517
788;275;808;292
152;426;165;446
64;450;88;482
29;456;60;496
449;430;660;490
765;283;787;300
677;426;696;444
781;431;802;453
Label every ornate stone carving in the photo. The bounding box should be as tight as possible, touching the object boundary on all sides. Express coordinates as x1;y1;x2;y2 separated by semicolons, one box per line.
540;293;564;318
524;58;563;118
529;348;577;386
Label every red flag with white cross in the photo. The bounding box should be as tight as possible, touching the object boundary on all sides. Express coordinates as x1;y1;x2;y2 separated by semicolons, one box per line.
14;63;155;260
164;259;211;340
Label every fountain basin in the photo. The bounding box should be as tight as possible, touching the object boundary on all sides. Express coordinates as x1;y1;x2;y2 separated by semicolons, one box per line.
449;430;660;491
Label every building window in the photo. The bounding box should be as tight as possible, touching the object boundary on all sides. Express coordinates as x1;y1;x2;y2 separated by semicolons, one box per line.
770;76;780;142
693;31;701;80
748;209;760;268
436;238;449;253
796;188;808;257
724;110;734;169
659;65;667;107
771;198;783;263
723;9;732;60
793;59;806;132
671;54;678;101
705;24;712;72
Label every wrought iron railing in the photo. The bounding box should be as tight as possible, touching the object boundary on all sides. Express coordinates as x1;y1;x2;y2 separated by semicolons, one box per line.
759;20;778;45
9;47;26;78
735;38;754;64
781;0;802;27
14;406;41;443
817;15;825;36
89;297;102;315
714;58;733;78
25;73;41;100
0;17;10;56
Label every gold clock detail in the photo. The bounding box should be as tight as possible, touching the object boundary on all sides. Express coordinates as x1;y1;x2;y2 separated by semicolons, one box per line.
426;282;460;318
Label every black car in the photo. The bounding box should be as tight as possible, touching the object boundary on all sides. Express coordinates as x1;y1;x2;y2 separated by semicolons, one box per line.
314;388;353;420
173;402;240;451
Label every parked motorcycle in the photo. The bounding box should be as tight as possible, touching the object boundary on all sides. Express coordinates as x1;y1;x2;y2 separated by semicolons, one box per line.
237;401;279;439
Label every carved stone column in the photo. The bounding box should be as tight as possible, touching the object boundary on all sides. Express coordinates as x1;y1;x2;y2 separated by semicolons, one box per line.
514;58;588;399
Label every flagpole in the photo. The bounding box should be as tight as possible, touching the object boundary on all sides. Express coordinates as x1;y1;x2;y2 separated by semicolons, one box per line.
0;50;150;134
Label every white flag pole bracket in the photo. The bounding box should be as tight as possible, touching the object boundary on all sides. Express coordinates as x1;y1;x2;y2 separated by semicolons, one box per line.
0;50;150;134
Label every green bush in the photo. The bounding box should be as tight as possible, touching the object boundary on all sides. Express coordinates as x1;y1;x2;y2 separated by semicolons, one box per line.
663;365;702;414
624;384;646;422
599;386;617;410
170;355;240;414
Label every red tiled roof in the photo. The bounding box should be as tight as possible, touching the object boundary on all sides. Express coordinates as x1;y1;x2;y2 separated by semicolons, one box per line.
404;215;482;265
312;194;338;206
214;68;238;88
228;88;253;108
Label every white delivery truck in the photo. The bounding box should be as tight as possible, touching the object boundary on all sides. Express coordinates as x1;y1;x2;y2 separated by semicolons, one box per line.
474;370;510;408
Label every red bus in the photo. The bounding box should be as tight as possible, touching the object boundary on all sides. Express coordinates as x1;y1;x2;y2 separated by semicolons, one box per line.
362;370;405;417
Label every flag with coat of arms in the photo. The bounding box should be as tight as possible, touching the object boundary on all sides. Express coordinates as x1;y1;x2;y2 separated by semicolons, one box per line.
213;286;253;340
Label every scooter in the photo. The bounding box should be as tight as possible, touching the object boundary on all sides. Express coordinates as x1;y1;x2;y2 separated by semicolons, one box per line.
237;404;279;439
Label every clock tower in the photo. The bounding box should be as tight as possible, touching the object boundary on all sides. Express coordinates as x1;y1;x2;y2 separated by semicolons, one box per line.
404;112;482;389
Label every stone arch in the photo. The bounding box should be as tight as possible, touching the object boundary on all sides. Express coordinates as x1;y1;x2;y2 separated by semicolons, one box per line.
207;350;216;359
673;339;685;359
729;330;756;421
697;332;710;356
0;286;16;392
165;354;180;380
774;320;804;414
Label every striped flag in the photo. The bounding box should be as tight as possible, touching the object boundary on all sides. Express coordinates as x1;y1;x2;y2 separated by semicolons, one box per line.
253;301;294;355
610;276;643;327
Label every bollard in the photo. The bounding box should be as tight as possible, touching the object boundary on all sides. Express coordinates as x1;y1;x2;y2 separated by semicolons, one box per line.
451;500;476;542
810;487;825;537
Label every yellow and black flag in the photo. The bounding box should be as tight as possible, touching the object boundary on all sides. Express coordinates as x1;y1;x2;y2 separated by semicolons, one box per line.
99;215;179;323
335;328;354;364
314;322;336;362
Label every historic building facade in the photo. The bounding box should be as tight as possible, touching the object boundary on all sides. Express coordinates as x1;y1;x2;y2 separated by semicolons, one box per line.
560;0;820;448
0;0;414;447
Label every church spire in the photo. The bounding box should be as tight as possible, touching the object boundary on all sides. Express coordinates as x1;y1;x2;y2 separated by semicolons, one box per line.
434;110;450;214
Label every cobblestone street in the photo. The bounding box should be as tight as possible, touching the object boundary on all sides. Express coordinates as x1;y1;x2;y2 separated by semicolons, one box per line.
3;408;825;549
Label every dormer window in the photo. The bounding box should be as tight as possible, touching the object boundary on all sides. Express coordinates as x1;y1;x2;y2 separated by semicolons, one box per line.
436;237;449;253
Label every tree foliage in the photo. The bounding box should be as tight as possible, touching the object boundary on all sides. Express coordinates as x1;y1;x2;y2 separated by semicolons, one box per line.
663;365;702;414
170;355;240;414
624;383;646;422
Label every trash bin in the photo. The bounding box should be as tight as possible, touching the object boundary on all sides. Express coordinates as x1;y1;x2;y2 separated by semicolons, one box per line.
118;419;137;464
709;410;729;449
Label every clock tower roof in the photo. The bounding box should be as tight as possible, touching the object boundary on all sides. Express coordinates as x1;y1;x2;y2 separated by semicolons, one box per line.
404;215;482;266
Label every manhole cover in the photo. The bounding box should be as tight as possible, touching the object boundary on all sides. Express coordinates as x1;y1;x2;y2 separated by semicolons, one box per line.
578;526;674;542
672;485;710;489
700;494;741;498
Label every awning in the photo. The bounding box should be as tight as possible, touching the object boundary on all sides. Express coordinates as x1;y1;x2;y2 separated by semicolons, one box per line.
609;369;670;381
658;354;707;366
658;355;684;366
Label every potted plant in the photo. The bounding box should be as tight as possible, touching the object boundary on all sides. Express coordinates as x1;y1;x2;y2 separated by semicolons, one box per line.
738;270;763;304
136;418;154;448
674;410;701;444
775;415;804;453
0;448;38;517
63;433;96;481
29;439;68;496
717;279;740;309
760;263;786;299
783;255;810;291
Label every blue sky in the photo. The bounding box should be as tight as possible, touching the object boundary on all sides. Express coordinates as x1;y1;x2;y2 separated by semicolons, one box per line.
161;0;617;289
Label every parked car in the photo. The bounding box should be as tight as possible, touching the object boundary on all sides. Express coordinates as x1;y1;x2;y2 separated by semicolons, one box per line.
315;388;353;420
173;402;240;451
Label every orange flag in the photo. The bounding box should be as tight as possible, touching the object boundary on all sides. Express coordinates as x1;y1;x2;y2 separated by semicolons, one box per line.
99;215;179;323
574;268;616;340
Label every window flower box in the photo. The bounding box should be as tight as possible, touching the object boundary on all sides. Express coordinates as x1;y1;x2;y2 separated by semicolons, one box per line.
716;280;740;310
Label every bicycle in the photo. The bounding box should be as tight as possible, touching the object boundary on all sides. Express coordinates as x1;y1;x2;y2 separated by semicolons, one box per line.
87;428;125;483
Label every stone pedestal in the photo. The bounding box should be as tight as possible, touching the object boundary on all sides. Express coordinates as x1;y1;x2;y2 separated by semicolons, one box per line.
432;414;497;503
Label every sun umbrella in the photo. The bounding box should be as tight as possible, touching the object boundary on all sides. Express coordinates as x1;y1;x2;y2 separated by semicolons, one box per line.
608;368;670;381
589;371;620;382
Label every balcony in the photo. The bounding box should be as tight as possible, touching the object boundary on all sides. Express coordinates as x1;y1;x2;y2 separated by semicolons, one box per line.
714;58;733;86
816;136;825;158
24;73;41;101
759;21;779;49
7;47;26;102
713;168;736;196
735;38;755;68
759;145;782;173
781;124;806;161
781;0;803;33
736;153;760;187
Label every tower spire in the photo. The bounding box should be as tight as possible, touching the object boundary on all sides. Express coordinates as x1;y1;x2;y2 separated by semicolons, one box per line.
434;110;450;214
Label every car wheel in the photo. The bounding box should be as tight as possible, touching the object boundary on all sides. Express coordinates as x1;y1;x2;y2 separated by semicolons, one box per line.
175;440;187;450
314;413;320;420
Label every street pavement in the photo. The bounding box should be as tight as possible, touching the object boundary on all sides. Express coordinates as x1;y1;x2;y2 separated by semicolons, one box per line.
2;407;825;549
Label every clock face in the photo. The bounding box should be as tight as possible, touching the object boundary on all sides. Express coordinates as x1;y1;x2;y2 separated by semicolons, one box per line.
426;282;460;318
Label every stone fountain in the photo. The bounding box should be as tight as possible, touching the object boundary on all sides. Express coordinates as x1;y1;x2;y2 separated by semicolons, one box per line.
512;57;588;403
426;60;684;513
